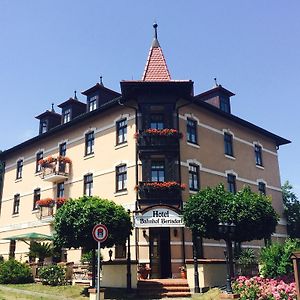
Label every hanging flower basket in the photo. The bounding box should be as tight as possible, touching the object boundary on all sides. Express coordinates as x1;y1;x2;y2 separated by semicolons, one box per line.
36;198;55;207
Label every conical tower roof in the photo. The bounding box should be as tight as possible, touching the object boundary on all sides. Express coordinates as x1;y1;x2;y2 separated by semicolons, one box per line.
142;23;171;81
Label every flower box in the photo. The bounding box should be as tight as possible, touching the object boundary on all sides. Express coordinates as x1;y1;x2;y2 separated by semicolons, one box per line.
137;181;185;199
36;198;55;207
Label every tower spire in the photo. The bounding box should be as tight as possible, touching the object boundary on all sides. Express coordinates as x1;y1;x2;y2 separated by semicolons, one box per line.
142;23;171;81
152;22;160;48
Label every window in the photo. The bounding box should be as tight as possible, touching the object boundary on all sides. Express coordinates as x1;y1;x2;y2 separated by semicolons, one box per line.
116;119;127;145
59;142;66;156
258;182;266;195
220;98;230;113
84;174;93;196
13;194;20;215
150;114;164;129
116;164;127;192
57;182;64;198
88;96;98;112
16;159;23;179
85;131;94;156
40;120;48;134
151;161;165;182
36;151;43;173
255;145;263;166
62;108;71;124
187;118;197;144
227;174;236;194
189;164;199;191
224;133;234;156
33;188;40;210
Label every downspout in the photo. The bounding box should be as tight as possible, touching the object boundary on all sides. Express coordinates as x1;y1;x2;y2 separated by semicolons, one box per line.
117;97;139;262
0;159;5;216
176;97;196;267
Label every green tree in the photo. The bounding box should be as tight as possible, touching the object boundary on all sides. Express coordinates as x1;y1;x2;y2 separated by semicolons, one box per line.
282;181;300;238
53;196;132;250
183;184;278;242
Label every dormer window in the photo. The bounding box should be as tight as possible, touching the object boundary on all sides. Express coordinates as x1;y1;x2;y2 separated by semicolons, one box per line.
40;120;48;134
220;97;230;113
88;95;98;112
62;108;71;124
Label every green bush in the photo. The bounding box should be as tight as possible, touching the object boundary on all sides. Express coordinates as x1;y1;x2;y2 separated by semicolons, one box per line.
0;259;34;284
260;239;300;278
38;264;67;286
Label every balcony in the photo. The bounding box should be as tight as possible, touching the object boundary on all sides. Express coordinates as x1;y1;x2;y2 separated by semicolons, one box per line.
136;181;185;206
39;156;71;183
136;129;181;156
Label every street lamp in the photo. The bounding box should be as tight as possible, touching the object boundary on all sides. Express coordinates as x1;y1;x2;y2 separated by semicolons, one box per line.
218;222;236;294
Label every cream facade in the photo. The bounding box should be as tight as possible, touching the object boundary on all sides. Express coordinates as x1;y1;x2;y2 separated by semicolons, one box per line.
0;26;290;281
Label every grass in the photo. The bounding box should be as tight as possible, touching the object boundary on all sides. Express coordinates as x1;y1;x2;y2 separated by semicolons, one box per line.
0;284;90;300
192;288;221;300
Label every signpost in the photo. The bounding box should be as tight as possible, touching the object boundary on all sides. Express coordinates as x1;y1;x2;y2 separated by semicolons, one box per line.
92;224;108;300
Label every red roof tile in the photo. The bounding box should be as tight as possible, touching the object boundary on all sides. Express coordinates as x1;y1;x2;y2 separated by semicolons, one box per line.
142;46;171;81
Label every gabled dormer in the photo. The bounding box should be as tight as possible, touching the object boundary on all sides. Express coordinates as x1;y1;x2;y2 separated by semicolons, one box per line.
58;92;86;124
82;78;120;113
35;105;61;134
195;84;235;114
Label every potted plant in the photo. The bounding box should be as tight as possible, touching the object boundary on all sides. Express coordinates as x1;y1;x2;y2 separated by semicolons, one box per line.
179;265;187;279
138;263;151;280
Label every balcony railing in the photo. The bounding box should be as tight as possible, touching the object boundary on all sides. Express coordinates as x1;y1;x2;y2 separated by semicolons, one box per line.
136;129;182;151
39;156;71;182
136;181;185;206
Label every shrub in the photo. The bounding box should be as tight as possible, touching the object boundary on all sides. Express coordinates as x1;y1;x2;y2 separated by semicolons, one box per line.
0;259;34;284
38;264;67;286
260;239;300;278
233;276;297;300
0;255;4;264
236;248;258;276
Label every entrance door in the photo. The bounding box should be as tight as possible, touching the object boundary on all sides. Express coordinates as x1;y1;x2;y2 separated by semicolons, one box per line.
149;228;171;278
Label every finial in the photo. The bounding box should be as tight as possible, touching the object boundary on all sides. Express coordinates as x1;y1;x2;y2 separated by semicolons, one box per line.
74;90;78;100
100;76;103;86
151;22;160;48
214;77;219;87
153;22;158;39
51;103;55;112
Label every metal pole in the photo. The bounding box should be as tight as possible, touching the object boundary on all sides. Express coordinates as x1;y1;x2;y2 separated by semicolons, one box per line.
225;240;233;294
97;241;101;300
192;233;200;293
127;232;132;291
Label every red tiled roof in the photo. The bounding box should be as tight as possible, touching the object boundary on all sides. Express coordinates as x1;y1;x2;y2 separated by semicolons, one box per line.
142;46;171;81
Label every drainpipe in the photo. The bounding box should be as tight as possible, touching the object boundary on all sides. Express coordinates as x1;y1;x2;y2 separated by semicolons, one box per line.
117;98;139;262
175;97;195;268
0;159;5;216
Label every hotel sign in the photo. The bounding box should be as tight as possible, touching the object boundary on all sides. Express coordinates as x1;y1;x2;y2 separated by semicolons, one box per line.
134;208;184;228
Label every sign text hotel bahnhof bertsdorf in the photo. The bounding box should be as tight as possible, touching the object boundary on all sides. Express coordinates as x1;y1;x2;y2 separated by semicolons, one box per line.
134;208;184;228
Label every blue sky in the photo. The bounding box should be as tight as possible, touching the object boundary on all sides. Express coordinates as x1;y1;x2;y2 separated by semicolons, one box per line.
0;1;299;196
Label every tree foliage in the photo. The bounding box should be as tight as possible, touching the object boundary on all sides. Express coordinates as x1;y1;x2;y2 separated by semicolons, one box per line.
183;184;278;242
259;239;300;278
53;196;132;250
282;181;300;238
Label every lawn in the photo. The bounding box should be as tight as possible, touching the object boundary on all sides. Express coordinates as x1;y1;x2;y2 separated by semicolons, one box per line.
192;288;221;300
0;284;90;300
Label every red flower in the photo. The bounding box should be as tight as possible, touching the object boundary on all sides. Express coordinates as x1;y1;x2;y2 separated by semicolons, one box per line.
56;197;67;205
36;198;55;207
140;181;186;190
